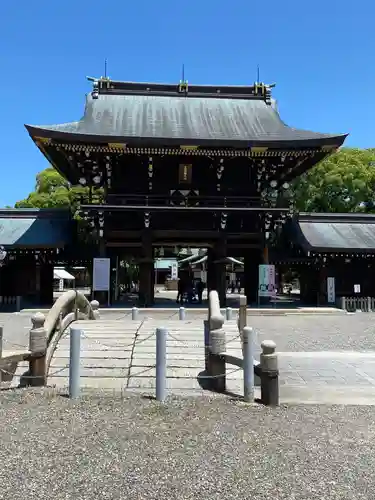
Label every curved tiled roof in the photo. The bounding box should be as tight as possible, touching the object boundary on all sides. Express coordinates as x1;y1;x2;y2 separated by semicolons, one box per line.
0;209;71;248
291;214;375;253
26;90;347;148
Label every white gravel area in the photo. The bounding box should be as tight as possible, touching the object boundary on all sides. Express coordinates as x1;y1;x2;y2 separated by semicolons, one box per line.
0;389;374;499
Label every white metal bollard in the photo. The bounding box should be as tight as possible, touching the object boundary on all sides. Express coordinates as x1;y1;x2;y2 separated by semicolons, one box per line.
242;326;254;402
69;327;82;399
226;307;232;321
132;307;139;320
179;307;186;320
156;327;167;402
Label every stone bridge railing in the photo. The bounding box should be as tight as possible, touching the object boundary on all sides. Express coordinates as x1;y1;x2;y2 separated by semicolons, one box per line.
0;290;99;387
205;291;279;406
43;290;99;379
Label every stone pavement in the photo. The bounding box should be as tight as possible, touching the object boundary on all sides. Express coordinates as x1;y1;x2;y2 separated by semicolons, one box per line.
47;319;243;395
4;311;375;403
43;317;375;404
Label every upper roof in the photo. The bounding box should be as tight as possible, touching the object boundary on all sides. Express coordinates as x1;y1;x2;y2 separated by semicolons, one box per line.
25;77;347;149
0;209;72;248
291;213;375;253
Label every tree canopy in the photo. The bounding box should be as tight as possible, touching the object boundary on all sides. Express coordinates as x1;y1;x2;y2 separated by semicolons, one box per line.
292;148;375;213
15;167;102;212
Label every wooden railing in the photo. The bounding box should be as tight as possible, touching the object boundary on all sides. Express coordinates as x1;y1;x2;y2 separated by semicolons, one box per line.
106;193;261;208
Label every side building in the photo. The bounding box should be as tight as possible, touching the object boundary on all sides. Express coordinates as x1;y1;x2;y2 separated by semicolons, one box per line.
276;213;375;304
0;209;73;309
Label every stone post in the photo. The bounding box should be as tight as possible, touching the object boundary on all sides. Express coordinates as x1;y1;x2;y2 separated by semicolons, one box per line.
260;340;279;406
0;326;3;383
90;300;100;319
209;326;226;392
207;291;226;392
29;312;47;387
0;326;3;359
203;319;209;372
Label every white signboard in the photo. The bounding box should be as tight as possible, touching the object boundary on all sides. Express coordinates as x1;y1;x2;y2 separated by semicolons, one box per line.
171;262;178;280
354;284;361;294
258;264;276;297
93;258;111;292
327;277;336;303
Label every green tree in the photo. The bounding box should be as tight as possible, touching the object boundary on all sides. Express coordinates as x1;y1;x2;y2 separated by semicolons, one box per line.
292;148;375;213
15;167;103;212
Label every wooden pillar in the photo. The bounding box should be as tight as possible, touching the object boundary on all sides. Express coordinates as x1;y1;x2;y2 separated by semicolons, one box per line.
138;231;154;307
299;266;319;305
206;248;215;294
35;262;41;299
318;266;328;305
213;239;227;307
39;263;54;305
263;246;269;264
244;248;262;305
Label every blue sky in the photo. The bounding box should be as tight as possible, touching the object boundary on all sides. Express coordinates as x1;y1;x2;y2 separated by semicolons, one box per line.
0;0;374;207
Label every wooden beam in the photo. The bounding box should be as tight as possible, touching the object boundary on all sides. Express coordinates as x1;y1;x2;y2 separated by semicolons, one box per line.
81;204;289;213
106;242;142;248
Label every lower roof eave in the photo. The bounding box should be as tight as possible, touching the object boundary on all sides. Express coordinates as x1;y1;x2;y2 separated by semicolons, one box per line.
305;247;375;255
4;243;66;250
25;125;348;151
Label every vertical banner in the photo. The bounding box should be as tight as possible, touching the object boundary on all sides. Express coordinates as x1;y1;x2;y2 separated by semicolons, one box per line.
258;264;276;297
93;258;111;292
171;262;178;280
327;277;336;303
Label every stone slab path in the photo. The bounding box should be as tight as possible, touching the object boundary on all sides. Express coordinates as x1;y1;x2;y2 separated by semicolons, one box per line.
47;319;243;395
39;318;375;404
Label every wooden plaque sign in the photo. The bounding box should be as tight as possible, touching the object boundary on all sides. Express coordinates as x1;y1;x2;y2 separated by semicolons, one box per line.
179;163;192;184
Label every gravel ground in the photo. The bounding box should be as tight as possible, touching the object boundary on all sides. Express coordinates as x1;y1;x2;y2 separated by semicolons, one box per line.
248;314;375;352
0;390;374;499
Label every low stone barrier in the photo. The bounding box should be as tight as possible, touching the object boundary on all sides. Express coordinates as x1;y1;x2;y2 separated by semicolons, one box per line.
340;296;375;312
